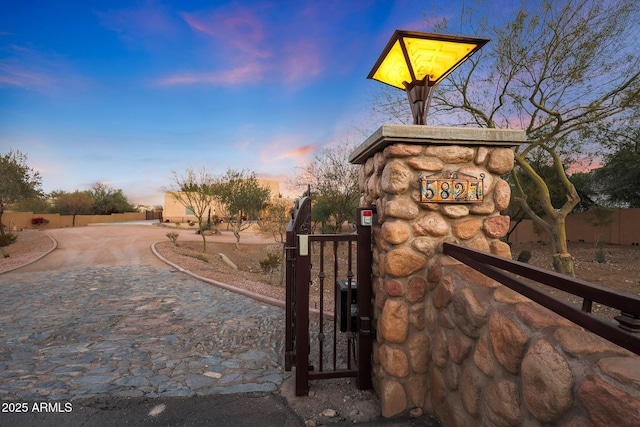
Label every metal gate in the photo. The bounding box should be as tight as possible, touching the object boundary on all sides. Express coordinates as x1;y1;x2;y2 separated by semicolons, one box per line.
285;196;375;396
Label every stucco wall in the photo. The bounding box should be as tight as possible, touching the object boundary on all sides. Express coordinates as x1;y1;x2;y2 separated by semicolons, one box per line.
3;211;146;229
162;192;223;223
163;178;281;222
510;209;640;246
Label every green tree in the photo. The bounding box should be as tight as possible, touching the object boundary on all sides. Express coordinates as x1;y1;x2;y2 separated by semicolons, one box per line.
257;198;292;285
216;169;271;247
297;142;360;233
376;0;640;275
311;196;335;233
593;126;640;208
257;198;291;244
0;150;43;235
54;190;95;226
86;183;136;214
170;167;219;252
567;171;600;212
11;196;51;214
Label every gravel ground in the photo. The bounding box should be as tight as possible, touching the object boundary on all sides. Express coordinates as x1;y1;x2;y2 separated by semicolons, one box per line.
0;227;399;425
0;230;56;274
4;227;637;426
154;240;288;304
510;242;640;322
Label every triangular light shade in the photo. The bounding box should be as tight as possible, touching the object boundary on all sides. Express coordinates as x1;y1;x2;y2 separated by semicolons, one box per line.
368;31;489;89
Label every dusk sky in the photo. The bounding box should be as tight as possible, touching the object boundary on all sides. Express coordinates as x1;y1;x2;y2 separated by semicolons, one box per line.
2;0;488;206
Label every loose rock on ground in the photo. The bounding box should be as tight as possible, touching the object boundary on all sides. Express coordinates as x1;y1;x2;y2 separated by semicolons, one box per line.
0;265;285;401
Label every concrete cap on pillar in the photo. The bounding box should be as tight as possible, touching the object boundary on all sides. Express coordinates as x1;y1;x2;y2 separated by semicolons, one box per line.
349;124;526;164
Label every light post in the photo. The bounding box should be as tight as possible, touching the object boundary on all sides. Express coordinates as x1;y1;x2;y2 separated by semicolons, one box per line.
367;30;488;125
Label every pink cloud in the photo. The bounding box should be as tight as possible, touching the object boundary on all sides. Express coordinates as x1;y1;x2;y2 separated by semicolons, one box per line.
181;9;270;60
0;62;55;89
281;40;324;84
0;46;87;93
154;7;274;87
278;145;316;160
159;4;331;88
156;63;262;86
257;138;316;166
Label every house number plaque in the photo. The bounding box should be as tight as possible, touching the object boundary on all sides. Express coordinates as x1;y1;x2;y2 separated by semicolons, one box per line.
420;171;484;203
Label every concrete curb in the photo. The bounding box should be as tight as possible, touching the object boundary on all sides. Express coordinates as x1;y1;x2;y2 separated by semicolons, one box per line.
151;241;287;309
151;241;334;318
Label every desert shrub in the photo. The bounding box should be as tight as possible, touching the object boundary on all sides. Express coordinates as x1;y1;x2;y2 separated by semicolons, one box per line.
260;251;281;275
517;249;532;263
166;232;179;245
188;251;208;263
0;233;18;258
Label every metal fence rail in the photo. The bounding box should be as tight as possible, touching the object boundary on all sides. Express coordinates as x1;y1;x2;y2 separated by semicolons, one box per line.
443;242;640;355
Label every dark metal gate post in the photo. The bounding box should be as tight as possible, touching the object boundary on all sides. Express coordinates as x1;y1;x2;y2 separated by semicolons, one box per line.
284;196;312;396
356;207;374;390
284;215;296;371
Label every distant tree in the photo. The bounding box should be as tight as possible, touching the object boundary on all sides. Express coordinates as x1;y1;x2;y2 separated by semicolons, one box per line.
311;196;335;233
296;142;360;233
257;198;292;285
567;171;600;212
257;198;291;244
86;183;136;214
0;149;43;235
12;196;51;214
593;126;640;208
216;169;271;248
54;190;95;226
170;167;219;252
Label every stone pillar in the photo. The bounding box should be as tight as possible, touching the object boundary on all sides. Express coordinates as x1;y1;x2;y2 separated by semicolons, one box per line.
349;124;526;417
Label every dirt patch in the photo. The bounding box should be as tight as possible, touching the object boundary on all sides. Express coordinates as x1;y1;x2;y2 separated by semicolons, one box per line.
154;239;344;314
155;240;287;300
0;230;55;273
511;242;640;290
511;242;640;322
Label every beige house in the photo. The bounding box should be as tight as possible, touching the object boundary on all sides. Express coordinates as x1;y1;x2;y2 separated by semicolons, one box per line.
163;179;281;222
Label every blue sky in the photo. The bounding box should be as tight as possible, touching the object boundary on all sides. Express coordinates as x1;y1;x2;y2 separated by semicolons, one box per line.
1;0;473;205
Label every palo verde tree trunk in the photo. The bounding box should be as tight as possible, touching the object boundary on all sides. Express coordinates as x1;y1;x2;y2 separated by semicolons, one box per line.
513;151;579;276
548;215;575;276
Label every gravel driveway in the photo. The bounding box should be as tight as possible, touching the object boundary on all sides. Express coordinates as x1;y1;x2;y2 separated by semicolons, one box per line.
0;225;287;401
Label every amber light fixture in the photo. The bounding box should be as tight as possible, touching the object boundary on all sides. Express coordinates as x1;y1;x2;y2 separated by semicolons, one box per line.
368;30;489;125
